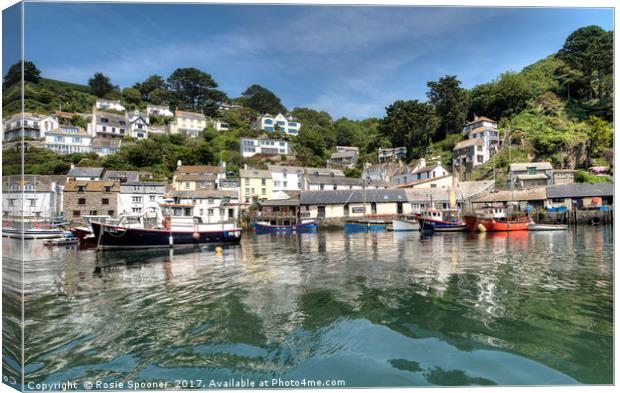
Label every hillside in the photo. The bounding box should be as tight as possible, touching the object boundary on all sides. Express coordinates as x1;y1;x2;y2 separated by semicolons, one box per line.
2;26;613;184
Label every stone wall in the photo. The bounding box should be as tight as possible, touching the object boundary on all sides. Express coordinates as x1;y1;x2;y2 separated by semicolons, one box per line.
64;190;119;222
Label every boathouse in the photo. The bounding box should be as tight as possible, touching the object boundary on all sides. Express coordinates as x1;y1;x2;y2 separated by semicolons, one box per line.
545;183;614;211
298;189;409;223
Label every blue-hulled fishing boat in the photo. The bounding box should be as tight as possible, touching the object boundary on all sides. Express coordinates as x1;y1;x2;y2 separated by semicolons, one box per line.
416;209;467;232
344;219;388;232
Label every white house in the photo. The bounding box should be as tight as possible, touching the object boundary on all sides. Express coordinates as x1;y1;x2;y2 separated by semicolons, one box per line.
362;162;404;184
44;125;93;155
2;175;66;221
212;119;230;132
269;165;305;196
91;137;122;156
95;99;126;112
217;102;244;112
240;137;290;158
127;110;150;139
454;116;501;170
170;190;240;224
378;147;407;162
88;111;128;138
3;112;58;141
169;110;207;138
392;159;451;185
146;104;174;118
327;146;359;169
118;181;167;215
252;113;301;135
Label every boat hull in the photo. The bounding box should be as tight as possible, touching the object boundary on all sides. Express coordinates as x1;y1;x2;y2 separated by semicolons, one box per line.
344;221;387;232
391;219;420;231
91;222;242;249
2;228;65;239
477;217;532;231
254;221;317;232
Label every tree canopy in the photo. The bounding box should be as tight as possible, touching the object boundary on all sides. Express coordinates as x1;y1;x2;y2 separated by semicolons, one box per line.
239;84;287;114
167;67;227;115
3;60;41;87
88;72;115;98
426;75;470;141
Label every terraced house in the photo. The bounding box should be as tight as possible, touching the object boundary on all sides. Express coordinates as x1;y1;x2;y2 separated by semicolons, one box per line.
63;180;120;221
240;168;273;202
2;112;58;141
2;175;66;221
173;164;226;191
169;110;207;137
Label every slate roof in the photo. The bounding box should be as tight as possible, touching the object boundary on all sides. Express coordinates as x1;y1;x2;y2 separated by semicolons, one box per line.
174;174;217;182
67;167;105;178
2;175;67;192
103;170;140;182
299;189;408;205
175;110;206;120
64;181;119;192
259;199;300;207
239;169;271;178
473;187;547;203
330;150;358;159
516;174;549;180
176;165;225;174
509;162;553;172
305;175;363;186
546;183;614;199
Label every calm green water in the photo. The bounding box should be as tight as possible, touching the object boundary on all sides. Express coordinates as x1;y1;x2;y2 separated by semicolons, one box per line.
2;227;614;388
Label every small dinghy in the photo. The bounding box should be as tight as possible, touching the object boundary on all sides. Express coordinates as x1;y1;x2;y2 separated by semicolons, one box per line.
44;234;80;246
528;224;568;231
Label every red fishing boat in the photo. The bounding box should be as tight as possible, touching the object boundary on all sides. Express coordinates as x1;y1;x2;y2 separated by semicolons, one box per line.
465;206;533;232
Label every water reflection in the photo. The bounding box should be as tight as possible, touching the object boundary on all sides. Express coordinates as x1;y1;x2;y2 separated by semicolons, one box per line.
2;227;613;387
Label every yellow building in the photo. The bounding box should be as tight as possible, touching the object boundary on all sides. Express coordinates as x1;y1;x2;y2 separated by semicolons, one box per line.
169;110;207;138
239;168;273;203
173;165;225;191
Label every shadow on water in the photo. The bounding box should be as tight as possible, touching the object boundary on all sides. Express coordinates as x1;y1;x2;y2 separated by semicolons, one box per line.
6;226;613;387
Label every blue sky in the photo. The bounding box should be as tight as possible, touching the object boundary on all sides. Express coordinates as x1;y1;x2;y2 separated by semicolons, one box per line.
18;3;613;119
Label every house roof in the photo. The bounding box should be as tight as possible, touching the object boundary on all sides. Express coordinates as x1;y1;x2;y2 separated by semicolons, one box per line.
411;164;442;174
453;138;484;150
546;183;614;199
300;189;408;205
67;167;105;178
473;187;547;203
176;165;225;174
268;164;305;173
258;199;300;207
509;162;553;172
303;167;345;176
2;175;67;192
305;175;363;186
47;126;88;136
64;180;120;192
239;169;271;178
464;126;498;136
120;181;166;187
103;171;140;182
91;138;121;148
467;116;496;124
174;174;217;182
330;150;358;159
170;190;237;199
175;110;205;120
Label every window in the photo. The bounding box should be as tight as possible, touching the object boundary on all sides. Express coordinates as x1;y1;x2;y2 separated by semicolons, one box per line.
29;199;36;207
89;210;98;215
132;196;142;203
149;195;155;201
261;188;266;195
527;167;537;175
245;179;250;186
108;210;115;216
261;179;266;186
78;198;86;205
208;197;214;204
477;155;484;163
102;198;109;205
102;126;107;132
208;209;214;216
73;210;81;217
132;208;141;213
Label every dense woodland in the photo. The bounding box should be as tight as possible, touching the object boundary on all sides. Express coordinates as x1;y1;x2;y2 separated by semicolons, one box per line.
2;26;613;183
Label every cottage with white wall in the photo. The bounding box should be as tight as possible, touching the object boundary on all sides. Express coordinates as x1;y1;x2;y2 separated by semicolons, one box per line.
240;137;290;158
118;181;167;215
252;113;301;135
299;189;410;220
44;125;92;155
169;110;207;138
95;99;126;112
127;110;150;139
170;190;240;223
146;104;174;118
2;175;66;221
3;112;58;141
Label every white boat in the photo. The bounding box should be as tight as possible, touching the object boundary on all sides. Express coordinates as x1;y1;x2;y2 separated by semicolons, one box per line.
528;223;568;231
2;225;65;239
391;218;420;231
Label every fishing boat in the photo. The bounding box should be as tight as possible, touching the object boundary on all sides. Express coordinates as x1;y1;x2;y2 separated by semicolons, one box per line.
253;220;317;232
2;222;65;239
91;203;242;249
391;218;420;231
465;206;532;232
344;219;389;232
528;223;568;231
416;209;467;232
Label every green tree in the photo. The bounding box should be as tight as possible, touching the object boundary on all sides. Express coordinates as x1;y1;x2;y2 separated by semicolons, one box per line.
380;100;439;159
239;84;286;114
586;115;612;156
88;72;114;97
558;26;613;101
426;75;470;140
133;74;167;101
122;87;142;108
3;60;41;87
149;88;171;106
167;67;227;114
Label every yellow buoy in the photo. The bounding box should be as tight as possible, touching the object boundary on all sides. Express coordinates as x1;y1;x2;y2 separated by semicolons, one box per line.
477;224;487;233
215;246;223;254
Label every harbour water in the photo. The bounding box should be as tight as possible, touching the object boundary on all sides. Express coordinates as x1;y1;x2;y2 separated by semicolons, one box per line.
2;227;613;388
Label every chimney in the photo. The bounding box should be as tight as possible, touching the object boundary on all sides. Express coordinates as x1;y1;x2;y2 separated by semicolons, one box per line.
177;160;182;168
419;157;426;169
70;163;75;169
221;161;227;169
244;164;248;170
